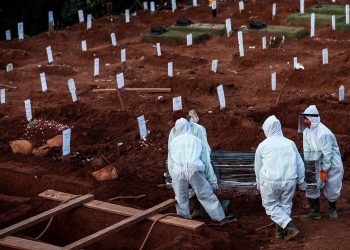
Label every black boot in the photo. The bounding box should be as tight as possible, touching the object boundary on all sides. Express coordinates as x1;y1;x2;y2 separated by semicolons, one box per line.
300;198;321;221
329;201;338;220
275;224;284;239
284;221;300;241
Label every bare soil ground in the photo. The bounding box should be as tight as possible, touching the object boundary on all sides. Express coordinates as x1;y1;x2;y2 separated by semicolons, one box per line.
0;0;350;249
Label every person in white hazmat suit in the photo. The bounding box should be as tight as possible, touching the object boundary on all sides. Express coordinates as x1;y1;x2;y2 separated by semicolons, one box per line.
255;115;305;241
168;118;225;221
300;105;344;220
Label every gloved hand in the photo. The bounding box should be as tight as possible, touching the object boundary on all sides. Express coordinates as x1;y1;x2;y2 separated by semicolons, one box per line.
256;183;260;191
210;183;219;190
320;169;328;182
298;182;307;191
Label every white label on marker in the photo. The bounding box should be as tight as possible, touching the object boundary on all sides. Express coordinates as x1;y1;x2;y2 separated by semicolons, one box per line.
137;115;148;140
217;84;226;109
293;57;298;69
193;0;198;7
5;30;11;40
168;62;173;77
332;15;336;30
310;13;315;37
150;2;156;12
272;3;276;17
143;1;148;10
262;36;267;49
81;40;87;51
40;72;47;92
346;5;350;24
300;0;304;14
156;43;161;56
239;1;244;12
238;31;244;57
225;18;232;37
87;14;92;30
186;34;193;46
172;96;182;111
212;1;217;10
172;0;177;12
94;58;99;76
0;89;5;104
121;48;126;63
125;9;130;23
78;10;84;23
111;33;117;46
62;128;71;156
211;59;218;73
322;48;328;64
6;63;13;72
48;11;54;25
24;99;32;122
271;72;277;91
46;46;53;63
116;73;125;89
339;85;345;102
18;22;24;40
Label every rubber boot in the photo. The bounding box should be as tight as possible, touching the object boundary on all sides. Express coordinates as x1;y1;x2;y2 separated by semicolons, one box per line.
329;201;338;220
275;224;284;239
284;221;300;241
300;198;321;221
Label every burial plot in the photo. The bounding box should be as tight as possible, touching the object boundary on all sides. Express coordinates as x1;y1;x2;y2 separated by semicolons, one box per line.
142;30;210;45
245;25;308;39
169;23;226;37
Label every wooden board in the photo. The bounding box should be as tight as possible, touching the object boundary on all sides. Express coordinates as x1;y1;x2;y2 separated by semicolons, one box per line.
0;236;61;250
0;194;94;238
39;190;204;230
63;199;176;250
92;88;172;93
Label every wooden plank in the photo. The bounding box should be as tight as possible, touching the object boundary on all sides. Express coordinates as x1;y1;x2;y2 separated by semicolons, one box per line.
92;88;172;93
0;236;61;250
0;194;93;239
63;199;176;250
39;190;203;230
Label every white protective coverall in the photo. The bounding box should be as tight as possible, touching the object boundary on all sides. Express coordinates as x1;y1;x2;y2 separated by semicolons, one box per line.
255;115;305;229
168;118;225;221
303;105;344;202
168;121;218;189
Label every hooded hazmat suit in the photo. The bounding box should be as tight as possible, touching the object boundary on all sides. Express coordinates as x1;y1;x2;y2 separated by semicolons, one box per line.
303;105;344;202
255;115;305;229
168;118;225;221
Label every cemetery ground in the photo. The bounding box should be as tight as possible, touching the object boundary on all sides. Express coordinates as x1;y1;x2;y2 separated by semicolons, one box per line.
1;0;350;249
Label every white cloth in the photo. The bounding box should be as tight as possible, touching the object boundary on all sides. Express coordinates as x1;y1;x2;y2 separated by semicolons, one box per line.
255;115;305;228
303;105;344;202
168;118;225;221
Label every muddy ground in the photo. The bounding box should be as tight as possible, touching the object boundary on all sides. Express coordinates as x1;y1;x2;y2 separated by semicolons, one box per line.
1;0;350;249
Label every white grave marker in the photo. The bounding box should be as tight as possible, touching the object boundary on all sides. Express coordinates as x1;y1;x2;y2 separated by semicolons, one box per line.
172;0;177;12
40;72;47;92
262;36;267;49
0;89;5;104
18;22;24;40
332;15;336;30
6;63;13;72
46;46;53;63
5;30;11;40
271;72;277;91
87;14;92;30
322;48;328;64
78;10;84;23
48;11;54;26
217;84;226;109
24;99;32;122
211;59;218;73
68;79;77;102
81;40;87;51
272;3;276;18
143;2;148;10
137;115;148;140
121;48;126;63
156;43;161;56
116;73;125;89
94;58;99;76
193;0;198;7
125;9;130;23
172;96;182;111
168;62;173;77
150;2;156;13
339;85;345;102
346;5;350;24
212;1;217;10
62;128;71;156
225;18;232;37
310;13;315;37
300;0;304;14
293;57;298;69
239;1;244;13
238;31;244;57
111;33;117;46
186;34;193;46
